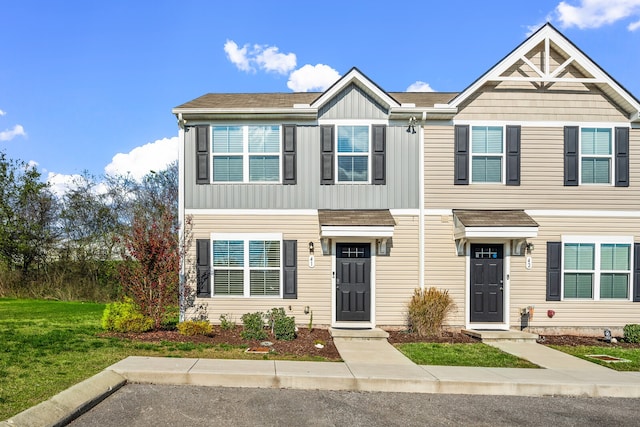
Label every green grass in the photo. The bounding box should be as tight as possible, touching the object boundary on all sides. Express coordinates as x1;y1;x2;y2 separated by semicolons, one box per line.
0;299;328;420
395;342;540;368
548;345;640;371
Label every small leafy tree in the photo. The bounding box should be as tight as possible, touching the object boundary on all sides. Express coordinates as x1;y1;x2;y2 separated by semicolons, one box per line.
118;208;179;330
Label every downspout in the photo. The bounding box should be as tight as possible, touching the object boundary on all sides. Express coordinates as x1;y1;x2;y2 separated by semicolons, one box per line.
177;113;186;321
419;111;426;291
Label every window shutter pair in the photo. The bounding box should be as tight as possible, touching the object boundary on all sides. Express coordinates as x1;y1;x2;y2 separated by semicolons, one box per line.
195;239;297;298
320;124;386;185
454;125;520;185
547;241;640;302
194;125;297;185
564;126;629;187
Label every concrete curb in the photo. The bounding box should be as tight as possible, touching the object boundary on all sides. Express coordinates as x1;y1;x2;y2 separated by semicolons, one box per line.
2;370;126;427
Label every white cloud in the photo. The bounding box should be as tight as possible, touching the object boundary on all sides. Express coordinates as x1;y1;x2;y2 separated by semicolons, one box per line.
47;172;83;197
406;81;435;92
105;136;179;181
0;124;26;141
224;40;253;72
287;64;341;92
255;46;297;75
556;0;640;29
0;109;6;116
224;40;297;74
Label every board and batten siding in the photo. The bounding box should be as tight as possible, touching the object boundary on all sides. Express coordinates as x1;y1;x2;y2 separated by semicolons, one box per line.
424;214;640;332
187;213;422;327
184;124;420;210
455;82;630;122
318;83;389;120
424;125;640;211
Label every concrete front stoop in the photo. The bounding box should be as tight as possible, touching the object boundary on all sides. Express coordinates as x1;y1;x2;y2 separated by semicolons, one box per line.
463;329;539;343
329;327;389;340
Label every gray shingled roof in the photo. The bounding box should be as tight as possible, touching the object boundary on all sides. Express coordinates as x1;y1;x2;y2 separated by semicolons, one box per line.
453;210;539;227
174;91;458;110
318;209;396;227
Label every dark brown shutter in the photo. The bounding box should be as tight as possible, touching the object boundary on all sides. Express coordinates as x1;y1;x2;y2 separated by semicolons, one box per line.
283;240;297;299
196;239;211;297
320;125;335;185
615;127;629;187
506;125;521;186
195;125;210;185
372;124;386;185
564;126;579;186
633;243;640;302
546;242;562;301
454;125;469;185
283;125;297;185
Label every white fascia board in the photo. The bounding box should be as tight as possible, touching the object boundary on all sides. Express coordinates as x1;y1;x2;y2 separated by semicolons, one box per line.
171;108;318;120
454;227;538;240
321;226;394;238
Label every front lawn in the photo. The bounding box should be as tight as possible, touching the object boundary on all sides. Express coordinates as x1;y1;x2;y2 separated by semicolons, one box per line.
548;345;640;371
395;342;539;368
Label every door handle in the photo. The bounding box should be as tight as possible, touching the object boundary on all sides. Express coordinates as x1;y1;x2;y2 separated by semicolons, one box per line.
500;287;504;291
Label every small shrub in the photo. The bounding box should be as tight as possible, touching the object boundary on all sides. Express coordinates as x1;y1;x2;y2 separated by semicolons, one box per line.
623;324;640;343
241;312;267;340
161;305;179;330
407;287;455;337
219;313;236;331
267;307;296;341
177;320;213;336
101;297;153;333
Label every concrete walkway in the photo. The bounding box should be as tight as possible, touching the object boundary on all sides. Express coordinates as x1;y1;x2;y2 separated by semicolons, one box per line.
4;332;640;426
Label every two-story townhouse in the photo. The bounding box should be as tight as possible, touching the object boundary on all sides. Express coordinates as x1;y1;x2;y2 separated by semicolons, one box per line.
174;23;640;334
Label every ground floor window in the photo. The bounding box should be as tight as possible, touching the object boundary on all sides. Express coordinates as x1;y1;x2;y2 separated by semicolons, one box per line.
212;233;281;297
562;236;632;300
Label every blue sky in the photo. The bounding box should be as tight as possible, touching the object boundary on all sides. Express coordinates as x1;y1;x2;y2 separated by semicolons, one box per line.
1;0;639;194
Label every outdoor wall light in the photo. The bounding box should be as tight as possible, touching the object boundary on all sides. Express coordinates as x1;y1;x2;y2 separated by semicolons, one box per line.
406;116;417;134
525;242;535;253
308;242;314;254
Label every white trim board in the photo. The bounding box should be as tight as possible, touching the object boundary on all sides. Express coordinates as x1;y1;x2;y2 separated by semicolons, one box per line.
425;209;640;218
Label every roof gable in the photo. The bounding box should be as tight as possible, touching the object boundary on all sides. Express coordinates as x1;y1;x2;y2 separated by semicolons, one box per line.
448;23;640;122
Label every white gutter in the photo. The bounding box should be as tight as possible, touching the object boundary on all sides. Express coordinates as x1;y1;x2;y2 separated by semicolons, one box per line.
177;114;186;322
419;111;426;291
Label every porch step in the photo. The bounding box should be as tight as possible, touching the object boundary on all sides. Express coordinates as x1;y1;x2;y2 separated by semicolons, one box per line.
463;329;538;343
329;327;389;340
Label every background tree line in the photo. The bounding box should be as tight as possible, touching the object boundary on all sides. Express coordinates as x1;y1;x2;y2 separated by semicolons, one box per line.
0;150;178;302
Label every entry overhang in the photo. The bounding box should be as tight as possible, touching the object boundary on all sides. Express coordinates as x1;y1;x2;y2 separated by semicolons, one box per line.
318;210;395;255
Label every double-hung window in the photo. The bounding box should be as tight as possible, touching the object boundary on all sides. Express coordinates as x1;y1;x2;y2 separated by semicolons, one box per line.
562;237;632;300
212;125;280;182
212;234;282;297
471;126;503;183
337;125;369;182
580;128;612;184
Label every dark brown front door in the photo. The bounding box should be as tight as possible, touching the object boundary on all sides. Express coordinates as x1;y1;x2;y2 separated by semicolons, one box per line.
336;243;371;321
470;244;504;323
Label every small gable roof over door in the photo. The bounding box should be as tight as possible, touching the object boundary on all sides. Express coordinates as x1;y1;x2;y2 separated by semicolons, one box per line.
447;23;640;122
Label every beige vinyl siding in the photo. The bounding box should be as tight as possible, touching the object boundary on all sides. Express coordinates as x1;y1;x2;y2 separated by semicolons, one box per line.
188;213;421;327
455;81;628;122
424;214;640;331
188;214;331;326
425;125;640;210
424;215;466;327
375;215;420;326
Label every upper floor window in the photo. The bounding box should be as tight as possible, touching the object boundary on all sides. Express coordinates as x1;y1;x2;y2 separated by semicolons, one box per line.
471;126;503;183
563;237;632;300
337;125;369;182
580;128;612;184
212;125;280;183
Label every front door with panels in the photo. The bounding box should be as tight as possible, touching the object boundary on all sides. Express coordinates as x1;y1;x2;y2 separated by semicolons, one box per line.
470;244;504;323
336;243;371;321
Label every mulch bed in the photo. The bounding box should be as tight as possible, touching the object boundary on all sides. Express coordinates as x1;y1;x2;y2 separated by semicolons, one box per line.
102;327;640;361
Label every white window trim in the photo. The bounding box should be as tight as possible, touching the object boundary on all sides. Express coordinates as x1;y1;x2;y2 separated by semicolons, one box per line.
579;126;614;186
561;235;633;301
334;121;373;185
210;233;283;298
469;125;505;184
211;125;282;184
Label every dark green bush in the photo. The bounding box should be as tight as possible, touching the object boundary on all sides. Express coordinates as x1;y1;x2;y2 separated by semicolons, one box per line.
101;297;153;333
177;320;213;336
219;313;236;331
407;287;455;337
623;324;640;343
241;312;267;340
268;307;296;341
